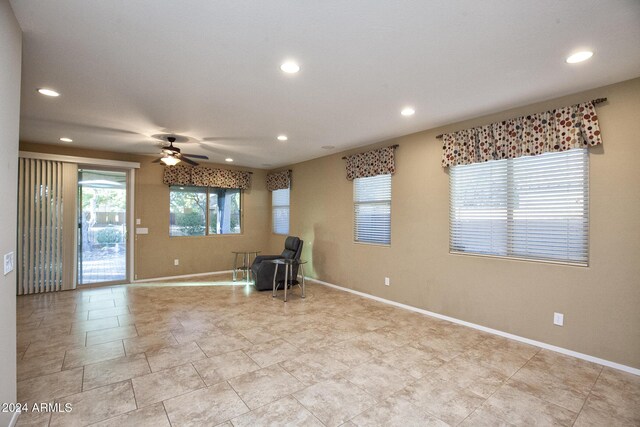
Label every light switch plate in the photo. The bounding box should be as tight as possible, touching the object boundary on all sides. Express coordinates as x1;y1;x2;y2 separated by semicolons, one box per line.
136;218;141;225
4;252;15;275
553;312;564;326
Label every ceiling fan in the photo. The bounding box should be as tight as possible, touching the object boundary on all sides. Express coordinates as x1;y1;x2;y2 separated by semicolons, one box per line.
152;135;209;166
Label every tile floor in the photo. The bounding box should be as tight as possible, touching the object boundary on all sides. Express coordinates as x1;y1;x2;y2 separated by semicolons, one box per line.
15;275;640;426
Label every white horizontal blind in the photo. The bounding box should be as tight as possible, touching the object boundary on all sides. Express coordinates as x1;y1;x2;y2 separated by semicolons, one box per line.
272;188;290;235
354;174;391;244
450;148;589;265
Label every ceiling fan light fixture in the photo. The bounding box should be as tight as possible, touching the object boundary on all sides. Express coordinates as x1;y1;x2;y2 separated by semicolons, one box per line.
160;155;181;166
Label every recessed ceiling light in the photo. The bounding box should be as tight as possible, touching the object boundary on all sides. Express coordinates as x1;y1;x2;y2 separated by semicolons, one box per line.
277;135;288;141
566;51;593;64
59;137;73;142
37;88;60;97
401;107;415;116
280;61;300;74
225;158;234;162
321;145;335;150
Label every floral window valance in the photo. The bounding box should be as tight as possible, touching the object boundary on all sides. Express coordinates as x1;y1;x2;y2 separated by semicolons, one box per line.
344;145;397;181
441;100;603;168
266;170;291;191
163;164;251;189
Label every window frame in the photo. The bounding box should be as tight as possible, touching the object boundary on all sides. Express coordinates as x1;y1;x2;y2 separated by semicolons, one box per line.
271;188;290;235
169;185;243;237
449;149;589;266
353;174;392;246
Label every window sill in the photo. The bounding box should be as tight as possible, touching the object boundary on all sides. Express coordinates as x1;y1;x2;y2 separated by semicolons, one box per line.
353;241;391;248
449;251;588;267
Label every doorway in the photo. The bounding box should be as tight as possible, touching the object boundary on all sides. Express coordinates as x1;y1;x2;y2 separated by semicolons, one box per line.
78;168;129;285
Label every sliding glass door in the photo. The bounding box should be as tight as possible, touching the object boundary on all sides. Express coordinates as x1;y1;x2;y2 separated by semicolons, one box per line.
77;168;128;285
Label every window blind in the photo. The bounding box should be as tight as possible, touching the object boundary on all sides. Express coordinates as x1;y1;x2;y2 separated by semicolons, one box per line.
272;188;290;235
450;148;589;265
354;174;391;244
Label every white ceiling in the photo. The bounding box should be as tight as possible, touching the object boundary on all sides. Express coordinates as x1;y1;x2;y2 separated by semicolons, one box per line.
11;0;640;168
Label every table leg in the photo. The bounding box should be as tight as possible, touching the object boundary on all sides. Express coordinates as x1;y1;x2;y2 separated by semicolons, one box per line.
244;252;249;283
232;253;239;281
272;264;278;298
284;264;289;302
299;263;306;298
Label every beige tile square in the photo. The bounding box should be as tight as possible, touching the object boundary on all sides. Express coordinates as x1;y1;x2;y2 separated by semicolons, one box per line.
86;325;138;346
123;331;178;355
49;380;136;427
280;350;349;385
459;407;516;426
145;341;206;372
228;364;304;409
17;367;83;403
23;333;86;359
163;382;249;426
376;345;445;379
83;353;151;390
88;306;130;320
63;340;125;369
395;376;485;425
244;338;299;367
14;409;52;427
573;393;640;426
231;395;323;427
70;316;120;333
171;327;223;344
579;368;640;425
294;377;376;427
321;339;383;368
131;364;205;407
192;350;260;385
350;395;448;427
525;350;602;394
17;351;64;381
432;355;508;398
90;402;170;427
196;333;252;357
508;364;589;412
340;359;414;400
483;382;577;426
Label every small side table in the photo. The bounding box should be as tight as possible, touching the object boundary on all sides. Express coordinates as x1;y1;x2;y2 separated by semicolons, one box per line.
232;251;260;283
268;259;307;302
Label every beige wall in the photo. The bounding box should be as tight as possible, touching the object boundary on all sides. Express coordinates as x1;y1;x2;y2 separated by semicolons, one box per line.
19;143;271;280
0;0;21;424
273;78;640;369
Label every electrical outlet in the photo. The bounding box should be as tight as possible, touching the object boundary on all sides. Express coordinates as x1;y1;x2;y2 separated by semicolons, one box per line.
174;259;179;266
3;252;14;275
384;277;390;286
553;312;564;326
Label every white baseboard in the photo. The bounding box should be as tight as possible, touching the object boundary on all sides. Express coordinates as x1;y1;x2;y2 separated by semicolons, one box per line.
133;270;234;283
306;277;640;376
8;409;20;427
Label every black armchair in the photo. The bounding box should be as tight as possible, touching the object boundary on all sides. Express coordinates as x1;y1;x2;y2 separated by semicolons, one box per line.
251;236;303;291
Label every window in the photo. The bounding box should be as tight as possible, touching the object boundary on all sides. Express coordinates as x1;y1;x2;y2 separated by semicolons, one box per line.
449;148;588;264
354;174;391;244
272;188;290;235
170;186;241;236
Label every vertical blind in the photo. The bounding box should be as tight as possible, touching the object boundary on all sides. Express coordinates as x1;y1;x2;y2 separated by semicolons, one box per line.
354;174;391;244
449;148;589;264
272;188;290;235
17;158;65;294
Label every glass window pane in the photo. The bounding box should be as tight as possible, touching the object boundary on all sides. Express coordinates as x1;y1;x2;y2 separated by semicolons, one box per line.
169;186;206;236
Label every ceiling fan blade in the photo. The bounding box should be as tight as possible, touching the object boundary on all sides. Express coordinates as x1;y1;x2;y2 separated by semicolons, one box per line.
152;158;162;163
182;153;209;159
176;154;198;166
